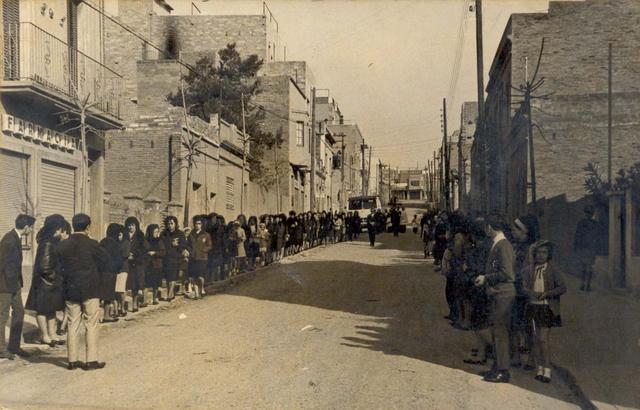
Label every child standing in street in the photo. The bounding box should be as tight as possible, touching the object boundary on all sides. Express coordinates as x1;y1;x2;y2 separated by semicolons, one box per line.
523;240;566;383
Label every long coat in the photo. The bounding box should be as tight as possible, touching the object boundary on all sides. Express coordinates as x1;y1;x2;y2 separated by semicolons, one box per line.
162;229;186;281
0;230;23;294
58;233;110;302
99;237;126;301
25;239;65;313
125;231;147;291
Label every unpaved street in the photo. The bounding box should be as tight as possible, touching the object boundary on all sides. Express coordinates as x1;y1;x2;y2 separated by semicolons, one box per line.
0;233;578;409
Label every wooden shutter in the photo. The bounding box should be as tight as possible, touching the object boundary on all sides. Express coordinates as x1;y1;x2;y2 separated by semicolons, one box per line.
40;160;76;222
0;150;29;234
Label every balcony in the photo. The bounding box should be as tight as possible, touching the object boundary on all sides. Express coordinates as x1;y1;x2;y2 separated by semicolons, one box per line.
2;22;123;129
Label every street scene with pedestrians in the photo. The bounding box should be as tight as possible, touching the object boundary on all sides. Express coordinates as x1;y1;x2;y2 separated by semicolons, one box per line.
1;0;639;409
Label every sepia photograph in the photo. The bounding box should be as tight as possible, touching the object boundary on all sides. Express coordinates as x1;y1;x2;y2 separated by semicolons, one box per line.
0;0;638;408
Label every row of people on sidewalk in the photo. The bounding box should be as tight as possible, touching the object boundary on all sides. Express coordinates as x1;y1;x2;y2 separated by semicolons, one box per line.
421;209;566;384
0;209;361;370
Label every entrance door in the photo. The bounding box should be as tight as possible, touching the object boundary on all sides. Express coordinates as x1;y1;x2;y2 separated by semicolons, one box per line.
40;160;76;222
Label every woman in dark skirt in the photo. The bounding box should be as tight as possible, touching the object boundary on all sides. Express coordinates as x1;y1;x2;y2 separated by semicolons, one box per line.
124;216;147;312
462;219;491;365
161;216;186;301
523;240;566;383
25;214;67;347
211;215;226;280
276;215;287;260
247;216;259;270
99;223;126;323
145;224;166;305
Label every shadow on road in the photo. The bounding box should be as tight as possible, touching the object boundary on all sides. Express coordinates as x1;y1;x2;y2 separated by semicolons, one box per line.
228;233;579;407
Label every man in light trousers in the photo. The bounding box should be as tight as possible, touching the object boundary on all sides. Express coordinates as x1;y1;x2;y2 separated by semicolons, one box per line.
57;213;110;370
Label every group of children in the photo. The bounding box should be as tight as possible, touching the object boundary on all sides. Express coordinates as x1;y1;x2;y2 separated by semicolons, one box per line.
95;209;367;321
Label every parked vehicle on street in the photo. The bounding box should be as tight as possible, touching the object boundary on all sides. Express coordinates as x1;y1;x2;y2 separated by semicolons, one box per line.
347;196;382;231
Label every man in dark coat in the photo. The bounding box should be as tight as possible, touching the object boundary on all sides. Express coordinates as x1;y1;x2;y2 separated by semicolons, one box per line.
57;213;110;370
573;205;600;292
0;214;36;360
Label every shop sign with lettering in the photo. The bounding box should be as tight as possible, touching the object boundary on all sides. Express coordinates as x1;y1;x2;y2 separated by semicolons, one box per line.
1;114;78;152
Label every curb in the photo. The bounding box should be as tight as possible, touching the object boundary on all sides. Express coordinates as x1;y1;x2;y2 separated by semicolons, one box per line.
552;363;597;410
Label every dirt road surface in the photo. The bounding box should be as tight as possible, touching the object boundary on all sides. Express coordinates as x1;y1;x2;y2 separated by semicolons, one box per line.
0;233;579;409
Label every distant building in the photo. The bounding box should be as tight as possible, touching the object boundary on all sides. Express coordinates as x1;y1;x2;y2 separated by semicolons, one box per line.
390;169;427;202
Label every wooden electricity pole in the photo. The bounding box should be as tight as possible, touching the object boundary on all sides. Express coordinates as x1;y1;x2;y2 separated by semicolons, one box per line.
475;0;487;212
608;42;613;185
310;87;317;211
240;93;247;215
443;98;450;211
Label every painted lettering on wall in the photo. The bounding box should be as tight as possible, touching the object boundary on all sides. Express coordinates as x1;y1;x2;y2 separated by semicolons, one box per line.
1;114;78;152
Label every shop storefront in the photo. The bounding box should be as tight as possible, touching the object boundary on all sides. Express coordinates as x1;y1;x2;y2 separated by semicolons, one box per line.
0;114;94;250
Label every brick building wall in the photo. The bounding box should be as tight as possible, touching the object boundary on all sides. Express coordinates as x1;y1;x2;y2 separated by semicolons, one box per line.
476;0;640;268
509;0;640;203
261;61;316;101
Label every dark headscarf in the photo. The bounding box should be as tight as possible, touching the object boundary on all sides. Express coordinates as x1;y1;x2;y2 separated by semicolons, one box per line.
146;224;160;241
106;223;123;240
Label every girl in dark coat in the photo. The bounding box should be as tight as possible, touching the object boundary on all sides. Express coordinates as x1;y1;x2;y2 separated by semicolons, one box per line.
161;216;186;301
145;224;166;305
124;216;147;312
211;216;226;280
99;223;125;322
276;215;287;260
247;216;259;270
25;214;67;347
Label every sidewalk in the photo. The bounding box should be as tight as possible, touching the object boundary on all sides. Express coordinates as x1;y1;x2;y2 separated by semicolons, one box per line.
552;274;640;410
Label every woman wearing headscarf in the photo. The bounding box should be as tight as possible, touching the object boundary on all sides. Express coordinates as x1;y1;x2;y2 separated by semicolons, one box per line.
145;224;166;305
162;216;187;301
124;216;147;312
25;214;67;346
99;223;126;322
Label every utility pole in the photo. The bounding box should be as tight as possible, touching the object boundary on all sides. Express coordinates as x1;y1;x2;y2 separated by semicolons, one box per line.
443;98;450;211
367;146;372;196
475;0;487;212
387;163;392;205
458;107;464;210
361;140;367;196
310;87;317;211
240;93;247;215
608;42;613;185
524;62;538;211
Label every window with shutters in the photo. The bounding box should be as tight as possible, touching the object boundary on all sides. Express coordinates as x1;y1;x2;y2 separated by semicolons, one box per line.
225;177;234;210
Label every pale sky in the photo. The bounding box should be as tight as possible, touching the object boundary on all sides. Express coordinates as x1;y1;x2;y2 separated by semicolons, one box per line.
169;0;551;168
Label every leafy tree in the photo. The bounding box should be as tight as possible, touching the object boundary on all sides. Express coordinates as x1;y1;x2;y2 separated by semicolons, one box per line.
168;43;281;186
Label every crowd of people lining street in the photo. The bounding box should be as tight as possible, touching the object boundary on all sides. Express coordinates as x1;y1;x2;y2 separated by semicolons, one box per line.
417;205;602;385
0;208;401;370
1;203;597;380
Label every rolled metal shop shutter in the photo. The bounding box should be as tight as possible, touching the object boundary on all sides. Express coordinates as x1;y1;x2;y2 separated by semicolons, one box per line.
0;149;29;234
40;160;76;222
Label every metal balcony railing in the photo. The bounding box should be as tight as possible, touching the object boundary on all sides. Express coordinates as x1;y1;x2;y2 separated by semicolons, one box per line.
3;22;122;119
